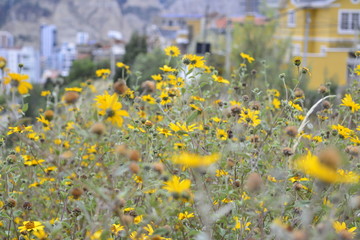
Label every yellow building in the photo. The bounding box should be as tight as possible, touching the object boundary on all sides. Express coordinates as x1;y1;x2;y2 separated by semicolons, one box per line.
270;0;360;89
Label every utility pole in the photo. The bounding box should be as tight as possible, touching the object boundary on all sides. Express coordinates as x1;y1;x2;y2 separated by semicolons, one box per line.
303;9;310;67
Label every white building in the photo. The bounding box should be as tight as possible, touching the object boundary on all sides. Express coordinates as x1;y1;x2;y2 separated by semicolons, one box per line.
0;31;14;48
0;46;41;84
56;42;76;77
76;31;89;45
40;24;57;70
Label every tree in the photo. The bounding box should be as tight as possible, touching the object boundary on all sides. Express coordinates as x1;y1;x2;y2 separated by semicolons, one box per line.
123;32;147;66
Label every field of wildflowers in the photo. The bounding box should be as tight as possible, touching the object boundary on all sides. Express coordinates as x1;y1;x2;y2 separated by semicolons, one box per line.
0;48;359;240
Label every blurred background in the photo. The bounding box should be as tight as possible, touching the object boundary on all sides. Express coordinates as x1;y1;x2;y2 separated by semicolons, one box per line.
0;0;359;90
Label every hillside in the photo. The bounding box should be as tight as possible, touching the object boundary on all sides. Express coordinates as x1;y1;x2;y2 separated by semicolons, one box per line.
0;0;247;46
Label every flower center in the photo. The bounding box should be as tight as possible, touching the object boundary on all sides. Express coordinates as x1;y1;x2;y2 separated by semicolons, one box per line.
25;221;35;229
106;109;115;118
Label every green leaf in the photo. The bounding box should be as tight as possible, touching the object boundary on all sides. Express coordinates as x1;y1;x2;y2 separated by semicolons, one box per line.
22;103;28;112
186;111;199;124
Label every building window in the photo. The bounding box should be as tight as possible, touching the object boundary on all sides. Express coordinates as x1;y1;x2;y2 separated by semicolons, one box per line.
288;10;296;27
338;10;360;34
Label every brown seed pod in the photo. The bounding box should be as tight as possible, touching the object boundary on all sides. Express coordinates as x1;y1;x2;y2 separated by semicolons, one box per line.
90;122;106;135
285;126;298;138
63;91;80;104
153;162;165;174
129;162;140;174
44;109;54;121
71;188;83;200
113;80;128;94
318;147;341;170
246;172;262;192
127;150;141;161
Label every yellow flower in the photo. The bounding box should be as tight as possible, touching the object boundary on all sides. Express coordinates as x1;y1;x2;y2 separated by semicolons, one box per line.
174;143;186;150
216;169;228;177
32;229;48;239
142;94;156;104
96;69;111;78
163;175;191;193
240;52;255;63
238;108;261;127
164;45;181;57
160;65;177;72
157;127;172;137
178;211;195;220
183;54;206;69
232;217;251;231
293;56;302;66
288;101;303;112
212;74;230;84
333;221;357;238
143;224;154;235
18;221;45;233
169;122;197;133
94;91;129;127
272;98;281;109
267;89;280;97
331;124;354;139
95;69;111;79
4;73;33;94
41;90;51;96
171;152;220;168
216;129;228;140
340;94;360;113
159;91;171;105
151;74;162;81
65;87;82;92
191;96;205;102
111;224;124;234
293;151;359;183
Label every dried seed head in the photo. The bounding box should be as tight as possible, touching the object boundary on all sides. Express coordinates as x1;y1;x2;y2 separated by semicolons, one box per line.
230;105;241;115
127;150;141;161
44;109;54;121
113;80;128;94
293;182;304;191
233;179;241;187
71;188;83;200
246;172;262;192
227;158;235;168
6;154;16;164
249;101;261;110
6;198;16;208
115;144;128;156
129;162;140;174
282;147;294;156
294;88;304;98
153;162;165;174
23;201;32;210
292;230;308;240
318;147;341;170
345;146;360;157
141;80;156;93
71;208;81;217
144;120;153;127
322;100;331;109
318;85;328;94
90;122;106;135
285;126;298;138
338;230;353;240
121;215;134;226
63;91;80;104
